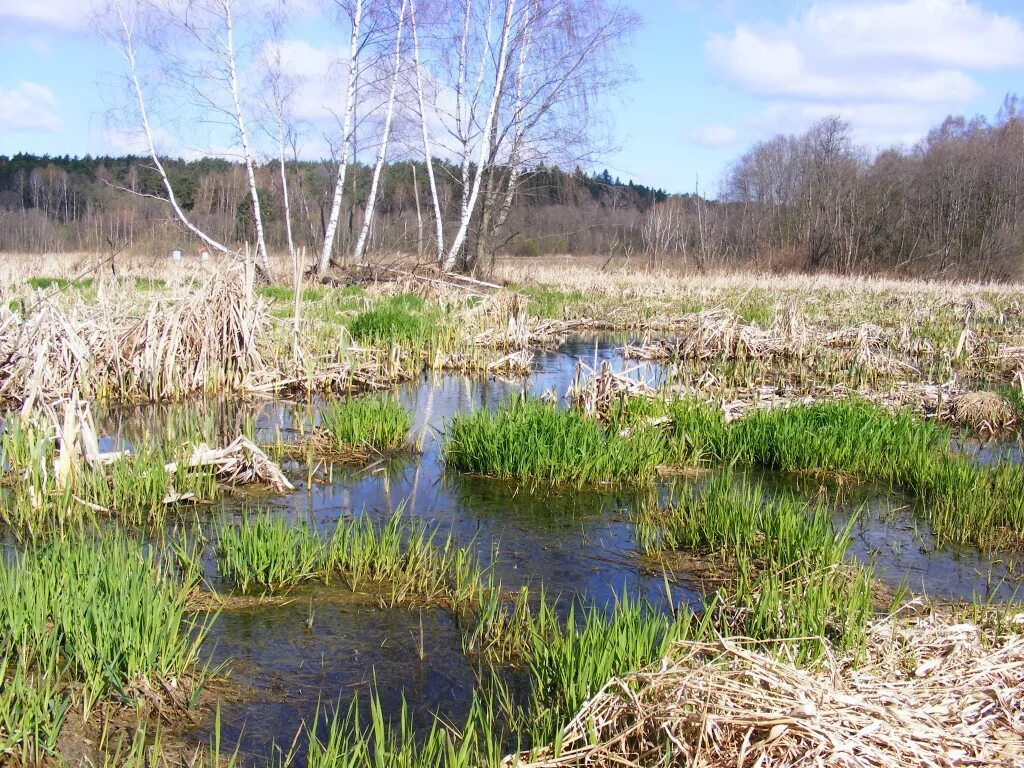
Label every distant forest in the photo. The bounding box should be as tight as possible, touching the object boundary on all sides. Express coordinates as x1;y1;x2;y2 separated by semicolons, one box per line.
0;155;668;263
3;97;1024;280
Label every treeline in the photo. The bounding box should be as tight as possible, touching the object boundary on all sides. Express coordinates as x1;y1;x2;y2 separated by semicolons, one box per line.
5;97;1024;281
709;97;1024;280
0;154;667;261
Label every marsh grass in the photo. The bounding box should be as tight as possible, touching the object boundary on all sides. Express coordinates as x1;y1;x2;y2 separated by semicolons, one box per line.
636;476;875;662
215;510;490;608
0;420;220;532
298;688;509;768
445;399;667;484
217;515;323;593
318;396;412;455
0;533;212;761
347;294;445;348
523;595;710;745
450;395;1023;547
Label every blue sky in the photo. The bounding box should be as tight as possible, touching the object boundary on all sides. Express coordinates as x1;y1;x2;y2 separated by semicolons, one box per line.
3;0;1024;194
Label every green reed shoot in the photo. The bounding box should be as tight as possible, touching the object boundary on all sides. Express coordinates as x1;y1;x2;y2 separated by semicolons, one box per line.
446;399;668;484
637;475;874;662
217;514;324;593
213;509;491;608
319;396;412;453
0;532;213;759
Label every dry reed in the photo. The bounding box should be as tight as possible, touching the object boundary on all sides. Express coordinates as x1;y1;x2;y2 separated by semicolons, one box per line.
509;606;1024;767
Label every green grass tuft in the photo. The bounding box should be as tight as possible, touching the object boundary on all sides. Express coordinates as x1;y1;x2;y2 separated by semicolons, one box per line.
348;294;442;347
318;396;412;454
0;533;212;760
446;399;669;484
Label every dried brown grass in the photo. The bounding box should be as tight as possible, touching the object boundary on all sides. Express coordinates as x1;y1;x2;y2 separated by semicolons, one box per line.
493;255;1024;302
0;268;267;405
510;606;1024;768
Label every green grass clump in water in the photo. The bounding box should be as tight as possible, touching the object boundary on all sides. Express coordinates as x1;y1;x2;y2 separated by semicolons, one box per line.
446;399;669;484
450;395;1021;547
636;475;874;662
319;396;412;454
723;400;947;482
0;533;211;761
300;689;508;768
217;515;324;593
348;294;442;347
524;595;707;744
712;401;1024;549
215;510;489;605
0;419;220;531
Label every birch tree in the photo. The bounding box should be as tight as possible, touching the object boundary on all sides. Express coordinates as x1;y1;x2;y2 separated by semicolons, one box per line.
431;0;635;272
102;0;277;277
262;6;297;267
316;0;363;277
101;0;235;259
442;0;516;271
470;0;637;272
409;0;444;261
352;0;409;264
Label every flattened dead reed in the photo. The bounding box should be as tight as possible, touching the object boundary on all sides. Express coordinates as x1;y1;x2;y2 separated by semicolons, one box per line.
509;607;1024;768
622;307;918;372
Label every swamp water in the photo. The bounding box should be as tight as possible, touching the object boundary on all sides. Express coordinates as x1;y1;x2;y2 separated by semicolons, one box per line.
91;335;1022;762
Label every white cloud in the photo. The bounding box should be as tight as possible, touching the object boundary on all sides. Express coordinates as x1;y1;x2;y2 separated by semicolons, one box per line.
688;123;739;148
271;39;349;122
704;0;1024;148
0;0;99;29
0;81;61;132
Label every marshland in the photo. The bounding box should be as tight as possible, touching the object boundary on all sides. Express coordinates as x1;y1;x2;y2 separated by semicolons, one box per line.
0;255;1021;767
6;0;1024;764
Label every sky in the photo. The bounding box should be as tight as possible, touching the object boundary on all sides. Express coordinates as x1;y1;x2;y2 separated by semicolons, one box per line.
2;0;1024;194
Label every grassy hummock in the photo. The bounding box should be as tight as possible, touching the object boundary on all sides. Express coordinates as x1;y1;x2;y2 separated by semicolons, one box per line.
445;399;668;484
318;396;412;455
347;294;445;348
447;395;1024;548
0;533;211;762
215;510;489;608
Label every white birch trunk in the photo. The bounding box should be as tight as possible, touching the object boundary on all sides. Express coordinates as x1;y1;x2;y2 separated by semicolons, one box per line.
112;0;234;257
493;0;535;232
222;0;269;276
352;0;408;264
443;0;516;271
278;129;295;264
452;0;494;267
409;0;444;261
316;0;363;277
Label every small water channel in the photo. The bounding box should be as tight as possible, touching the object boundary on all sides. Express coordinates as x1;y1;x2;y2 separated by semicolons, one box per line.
92;335;1022;761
